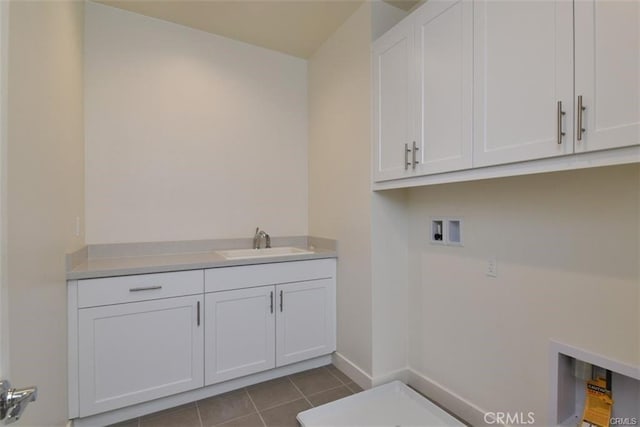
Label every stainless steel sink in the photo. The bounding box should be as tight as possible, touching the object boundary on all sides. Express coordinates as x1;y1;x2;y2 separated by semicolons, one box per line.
216;246;314;260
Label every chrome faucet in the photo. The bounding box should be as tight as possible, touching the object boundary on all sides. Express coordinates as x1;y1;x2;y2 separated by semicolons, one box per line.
253;227;271;249
0;380;37;424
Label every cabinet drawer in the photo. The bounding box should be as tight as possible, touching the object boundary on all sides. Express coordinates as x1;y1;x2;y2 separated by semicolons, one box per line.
78;270;204;308
205;259;336;293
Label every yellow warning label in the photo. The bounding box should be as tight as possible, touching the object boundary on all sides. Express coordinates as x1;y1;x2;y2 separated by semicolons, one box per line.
581;378;613;427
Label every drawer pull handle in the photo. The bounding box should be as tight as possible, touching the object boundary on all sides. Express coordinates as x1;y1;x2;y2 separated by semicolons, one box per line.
279;290;283;312
129;286;162;292
197;301;200;326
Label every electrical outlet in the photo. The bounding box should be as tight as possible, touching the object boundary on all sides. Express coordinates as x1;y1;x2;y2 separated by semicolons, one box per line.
486;256;497;277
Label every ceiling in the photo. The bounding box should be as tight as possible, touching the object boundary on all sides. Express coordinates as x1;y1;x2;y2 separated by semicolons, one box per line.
96;0;419;59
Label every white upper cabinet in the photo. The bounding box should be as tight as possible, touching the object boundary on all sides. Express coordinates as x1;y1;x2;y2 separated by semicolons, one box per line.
373;19;416;181
373;0;472;181
574;0;640;153
415;0;472;174
372;0;639;188
473;0;574;167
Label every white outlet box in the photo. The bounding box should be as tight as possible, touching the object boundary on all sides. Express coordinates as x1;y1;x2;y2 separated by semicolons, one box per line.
486;256;497;277
431;218;464;246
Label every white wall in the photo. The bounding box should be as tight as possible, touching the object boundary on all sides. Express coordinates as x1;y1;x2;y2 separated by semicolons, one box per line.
371;190;409;380
407;164;640;424
6;0;85;424
308;2;374;377
369;1;410;382
308;0;408;384
85;2;308;244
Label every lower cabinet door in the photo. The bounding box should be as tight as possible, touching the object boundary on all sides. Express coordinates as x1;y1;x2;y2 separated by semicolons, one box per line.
78;295;204;416
276;279;336;367
205;287;276;385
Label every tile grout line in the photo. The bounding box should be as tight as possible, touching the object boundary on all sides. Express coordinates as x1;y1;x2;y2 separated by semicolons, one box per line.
257;395;308;412
210;411;261;427
286;376;314;408
304;383;352;400
255;380;350;413
195;400;204;427
344;382;360;394
324;366;349;386
326;365;362;393
244;387;268;427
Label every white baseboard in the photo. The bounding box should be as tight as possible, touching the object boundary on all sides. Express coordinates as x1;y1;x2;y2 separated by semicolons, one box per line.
407;368;497;427
331;352;373;389
371;367;409;387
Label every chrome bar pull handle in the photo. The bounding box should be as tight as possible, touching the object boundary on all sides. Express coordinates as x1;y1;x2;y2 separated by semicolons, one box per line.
577;95;586;141
412;141;419;169
557;101;566;144
197;301;200;326
279;290;283;312
129;285;162;292
270;291;274;314
404;143;411;170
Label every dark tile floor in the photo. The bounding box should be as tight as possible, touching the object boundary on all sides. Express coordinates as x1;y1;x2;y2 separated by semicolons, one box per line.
109;364;363;427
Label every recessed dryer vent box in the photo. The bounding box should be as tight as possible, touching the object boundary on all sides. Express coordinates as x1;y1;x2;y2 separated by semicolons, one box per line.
447;219;462;246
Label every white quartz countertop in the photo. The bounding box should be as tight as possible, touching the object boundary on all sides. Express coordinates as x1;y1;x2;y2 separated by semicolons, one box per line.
67;237;337;280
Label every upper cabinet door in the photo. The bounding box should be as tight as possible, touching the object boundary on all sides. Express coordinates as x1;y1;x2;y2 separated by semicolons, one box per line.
373;20;415;182
415;0;472;174
574;0;640;153
473;0;574;167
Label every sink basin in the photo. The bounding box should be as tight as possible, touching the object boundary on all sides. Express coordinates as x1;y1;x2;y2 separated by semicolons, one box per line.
216;246;314;260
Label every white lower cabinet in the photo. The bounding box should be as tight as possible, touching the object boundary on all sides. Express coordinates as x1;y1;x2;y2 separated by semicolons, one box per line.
204;287;276;385
78;294;204;416
204;261;337;386
69;259;336;421
205;278;336;385
276;279;336;367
